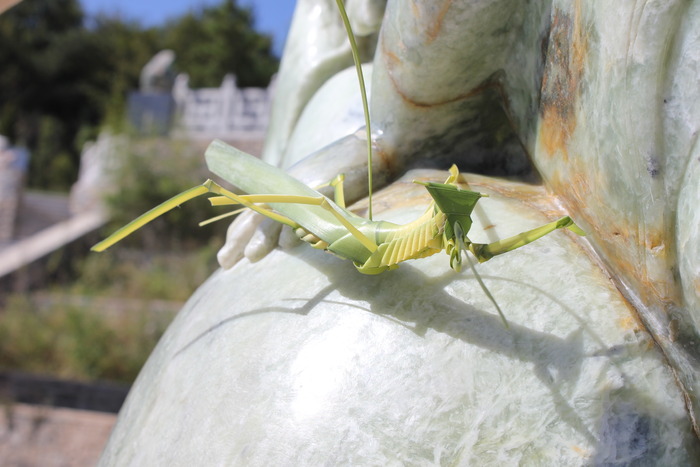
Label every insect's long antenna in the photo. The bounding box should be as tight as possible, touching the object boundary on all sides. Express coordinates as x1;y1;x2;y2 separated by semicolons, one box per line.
335;0;373;220
454;222;508;327
464;253;508;328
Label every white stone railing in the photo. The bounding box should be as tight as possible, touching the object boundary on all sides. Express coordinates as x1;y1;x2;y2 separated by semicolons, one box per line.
171;74;274;141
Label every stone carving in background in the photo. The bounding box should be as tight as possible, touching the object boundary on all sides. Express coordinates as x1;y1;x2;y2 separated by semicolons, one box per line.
139;49;177;94
128;49;274;141
171;74;273;142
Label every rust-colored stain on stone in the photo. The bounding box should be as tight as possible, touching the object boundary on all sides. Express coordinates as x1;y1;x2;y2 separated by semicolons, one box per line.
645;232;666;255
548;163;679;306
539;107;576;159
383;49;402;70
426;1;454;44
589;218;675;304
566;196;677;303
469;174;574;221
571;445;589;457
374;141;400;176
408;0;454;44
618;314;642;333
381;2;504;110
589;221;677;305
538;1;588;160
548;162;595;227
410;1;419;19
380;32;500;109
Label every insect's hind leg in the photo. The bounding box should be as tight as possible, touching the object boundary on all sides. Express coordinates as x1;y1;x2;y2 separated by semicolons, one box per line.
469;216;585;263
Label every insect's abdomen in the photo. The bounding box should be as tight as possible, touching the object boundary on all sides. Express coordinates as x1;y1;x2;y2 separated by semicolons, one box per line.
381;216;444;265
356;210;446;274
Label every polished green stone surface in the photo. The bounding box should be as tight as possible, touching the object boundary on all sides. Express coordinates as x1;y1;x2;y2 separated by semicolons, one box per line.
102;174;699;465
101;1;700;463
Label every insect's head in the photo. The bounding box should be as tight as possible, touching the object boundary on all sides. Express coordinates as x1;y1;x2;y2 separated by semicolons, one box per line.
421;182;485;237
414;166;487;271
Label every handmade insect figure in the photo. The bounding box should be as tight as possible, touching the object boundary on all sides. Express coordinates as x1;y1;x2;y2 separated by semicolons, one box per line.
92;0;585;325
92;139;585;324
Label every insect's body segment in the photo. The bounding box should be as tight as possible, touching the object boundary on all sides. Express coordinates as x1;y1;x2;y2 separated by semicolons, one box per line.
278;162;491;276
348;204;448;275
270;188;450;275
306;166;480;275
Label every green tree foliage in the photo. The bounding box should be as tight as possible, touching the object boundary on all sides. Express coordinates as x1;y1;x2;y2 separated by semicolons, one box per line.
162;0;278;88
84;17;163;132
0;0;87;189
0;0;161;189
0;0;278;190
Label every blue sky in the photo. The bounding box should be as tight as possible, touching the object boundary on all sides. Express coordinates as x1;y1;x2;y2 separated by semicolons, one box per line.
80;0;296;56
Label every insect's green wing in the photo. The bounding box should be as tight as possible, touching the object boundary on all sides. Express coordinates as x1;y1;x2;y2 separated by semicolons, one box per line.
204;140;381;264
421;182;485;241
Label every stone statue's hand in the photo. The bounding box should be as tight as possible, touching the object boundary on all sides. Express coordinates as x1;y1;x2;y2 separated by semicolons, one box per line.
217;211;282;269
217;210;258;269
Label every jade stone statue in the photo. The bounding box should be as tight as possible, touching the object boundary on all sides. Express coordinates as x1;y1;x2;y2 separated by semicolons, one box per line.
100;1;700;464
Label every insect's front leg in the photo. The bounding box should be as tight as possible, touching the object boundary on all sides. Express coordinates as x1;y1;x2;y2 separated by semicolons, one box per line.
469;216;585;263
